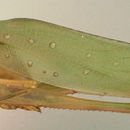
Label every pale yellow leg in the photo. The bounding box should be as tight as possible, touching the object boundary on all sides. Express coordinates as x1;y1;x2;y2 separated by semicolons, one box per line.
0;79;37;88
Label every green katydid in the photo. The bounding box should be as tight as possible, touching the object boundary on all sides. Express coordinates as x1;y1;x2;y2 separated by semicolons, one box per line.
0;18;130;113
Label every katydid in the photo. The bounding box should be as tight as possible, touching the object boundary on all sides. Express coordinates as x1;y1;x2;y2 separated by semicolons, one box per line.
0;18;129;113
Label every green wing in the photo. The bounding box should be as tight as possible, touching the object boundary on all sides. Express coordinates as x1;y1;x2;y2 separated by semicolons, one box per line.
0;18;130;97
0;18;130;113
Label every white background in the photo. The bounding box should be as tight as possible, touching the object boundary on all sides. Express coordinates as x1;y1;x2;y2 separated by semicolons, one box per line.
0;0;130;130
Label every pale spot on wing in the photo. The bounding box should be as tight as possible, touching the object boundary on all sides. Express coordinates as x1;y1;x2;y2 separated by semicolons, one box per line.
27;60;33;67
5;54;9;58
4;34;10;39
83;69;90;75
28;38;34;44
81;35;84;38
49;42;56;49
86;53;91;58
53;72;59;77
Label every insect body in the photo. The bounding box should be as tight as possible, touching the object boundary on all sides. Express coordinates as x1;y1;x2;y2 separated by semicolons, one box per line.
0;18;130;113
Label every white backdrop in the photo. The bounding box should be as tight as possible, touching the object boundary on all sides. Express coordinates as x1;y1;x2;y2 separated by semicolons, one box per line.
0;0;130;130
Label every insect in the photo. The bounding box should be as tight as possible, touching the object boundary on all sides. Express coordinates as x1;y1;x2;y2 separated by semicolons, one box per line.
0;18;130;113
